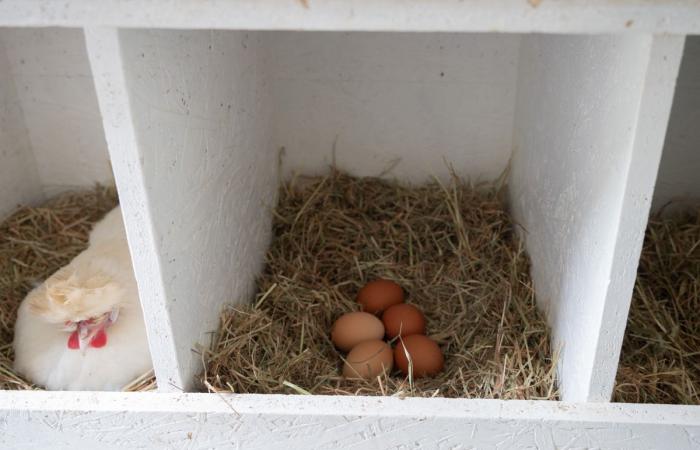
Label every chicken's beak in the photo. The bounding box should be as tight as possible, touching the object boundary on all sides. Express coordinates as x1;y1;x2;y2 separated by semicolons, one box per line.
76;320;105;353
75;308;119;353
76;321;94;353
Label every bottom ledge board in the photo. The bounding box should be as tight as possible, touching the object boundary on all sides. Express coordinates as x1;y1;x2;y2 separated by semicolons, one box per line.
0;391;698;449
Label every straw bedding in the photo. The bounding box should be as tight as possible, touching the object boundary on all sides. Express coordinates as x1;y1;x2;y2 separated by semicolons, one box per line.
5;178;696;401
0;186;155;391
613;208;700;404
202;170;558;399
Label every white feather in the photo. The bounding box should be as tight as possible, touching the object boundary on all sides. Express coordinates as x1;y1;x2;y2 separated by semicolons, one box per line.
13;206;153;391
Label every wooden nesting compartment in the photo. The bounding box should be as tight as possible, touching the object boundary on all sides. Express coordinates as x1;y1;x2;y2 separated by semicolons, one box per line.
0;2;699;447
88;28;683;403
0;26;157;392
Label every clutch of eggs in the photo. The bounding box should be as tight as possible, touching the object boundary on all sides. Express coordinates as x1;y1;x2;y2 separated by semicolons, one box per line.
330;279;444;380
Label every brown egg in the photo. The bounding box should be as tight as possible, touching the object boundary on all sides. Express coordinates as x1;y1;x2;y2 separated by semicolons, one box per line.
343;339;393;379
357;279;404;314
394;335;444;378
331;312;385;352
382;303;426;339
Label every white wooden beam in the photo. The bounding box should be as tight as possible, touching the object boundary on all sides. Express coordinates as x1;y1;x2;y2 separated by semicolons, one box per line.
593;35;686;400
86;28;277;392
84;27;183;391
0;0;699;35
509;34;685;402
1;391;699;449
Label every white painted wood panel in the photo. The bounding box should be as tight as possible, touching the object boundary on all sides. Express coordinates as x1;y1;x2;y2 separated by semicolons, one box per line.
593;35;686;402
85;27;178;391
86;28;277;392
1;28;111;196
1;391;699;449
270;31;519;181
0;33;42;217
654;36;700;210
1;0;700;35
510;34;684;402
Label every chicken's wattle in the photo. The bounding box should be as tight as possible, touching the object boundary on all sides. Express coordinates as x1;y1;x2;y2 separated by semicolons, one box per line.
67;331;79;349
67;328;107;349
91;329;107;347
66;308;118;350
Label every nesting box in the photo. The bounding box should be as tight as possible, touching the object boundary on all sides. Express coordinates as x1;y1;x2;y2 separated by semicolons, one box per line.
1;1;700;447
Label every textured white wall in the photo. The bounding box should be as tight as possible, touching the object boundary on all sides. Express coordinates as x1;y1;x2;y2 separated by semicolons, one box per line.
1;392;700;449
654;36;700;209
1;28;111;196
88;28;277;392
270;31;520;181
510;34;682;402
0;33;42;217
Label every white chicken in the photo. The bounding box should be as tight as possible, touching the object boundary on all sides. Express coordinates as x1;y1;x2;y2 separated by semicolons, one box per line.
13;206;152;391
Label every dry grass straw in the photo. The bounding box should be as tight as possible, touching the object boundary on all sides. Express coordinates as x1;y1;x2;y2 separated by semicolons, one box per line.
0;186;155;391
202;170;558;399
614;208;700;404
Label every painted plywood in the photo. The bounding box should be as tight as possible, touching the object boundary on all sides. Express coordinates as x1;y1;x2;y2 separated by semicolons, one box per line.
510;34;683;402
271;31;519;182
593;36;686;402
87;28;277;392
1;28;111;196
86;27;178;391
1;391;699;449
0;33;42;217
1;0;700;35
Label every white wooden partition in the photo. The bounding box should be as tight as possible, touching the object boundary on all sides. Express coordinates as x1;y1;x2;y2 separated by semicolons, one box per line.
0;1;699;447
510;35;685;402
87;28;277;391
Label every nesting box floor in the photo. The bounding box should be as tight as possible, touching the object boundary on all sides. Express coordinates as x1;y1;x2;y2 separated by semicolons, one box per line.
614;208;700;405
202;170;558;399
0;187;155;391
